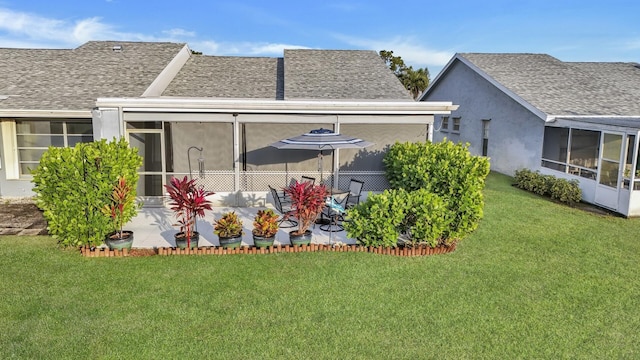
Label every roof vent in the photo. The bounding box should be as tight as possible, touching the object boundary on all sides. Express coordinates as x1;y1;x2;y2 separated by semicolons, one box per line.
112;45;123;52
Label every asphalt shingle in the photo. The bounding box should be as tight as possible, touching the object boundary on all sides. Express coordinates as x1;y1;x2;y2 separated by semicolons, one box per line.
0;41;185;110
459;53;640;116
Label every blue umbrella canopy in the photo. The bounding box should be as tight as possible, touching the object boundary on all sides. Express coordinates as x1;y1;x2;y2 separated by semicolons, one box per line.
270;128;373;150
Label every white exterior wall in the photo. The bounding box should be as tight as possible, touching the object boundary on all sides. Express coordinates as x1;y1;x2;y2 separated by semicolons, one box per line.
424;60;545;176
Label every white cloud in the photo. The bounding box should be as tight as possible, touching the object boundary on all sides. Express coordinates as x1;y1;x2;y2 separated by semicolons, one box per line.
332;33;453;69
191;41;310;56
162;28;196;38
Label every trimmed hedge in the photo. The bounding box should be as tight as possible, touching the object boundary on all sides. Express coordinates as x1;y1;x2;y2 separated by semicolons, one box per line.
382;140;490;240
514;169;582;206
31;138;142;247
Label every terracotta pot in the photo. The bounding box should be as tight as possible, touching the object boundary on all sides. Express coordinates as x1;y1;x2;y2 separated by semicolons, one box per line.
289;230;312;246
175;231;200;249
105;231;134;250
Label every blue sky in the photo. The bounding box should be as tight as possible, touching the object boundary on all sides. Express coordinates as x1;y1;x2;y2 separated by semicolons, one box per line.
0;0;638;76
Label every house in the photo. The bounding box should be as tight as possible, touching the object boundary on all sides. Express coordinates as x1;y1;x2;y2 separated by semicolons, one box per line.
0;41;188;196
0;41;458;206
421;53;640;216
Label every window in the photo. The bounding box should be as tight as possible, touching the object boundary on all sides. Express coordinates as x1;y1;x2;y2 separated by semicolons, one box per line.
481;119;490;156
16;119;93;176
452;117;461;133
441;116;449;132
541;127;599;180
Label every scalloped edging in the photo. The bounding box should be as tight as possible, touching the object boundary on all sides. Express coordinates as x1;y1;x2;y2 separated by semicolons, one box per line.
80;242;457;257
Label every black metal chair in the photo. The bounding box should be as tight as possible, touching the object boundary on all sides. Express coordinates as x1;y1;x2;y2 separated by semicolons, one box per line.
345;179;364;209
319;193;349;232
300;175;316;185
268;185;297;228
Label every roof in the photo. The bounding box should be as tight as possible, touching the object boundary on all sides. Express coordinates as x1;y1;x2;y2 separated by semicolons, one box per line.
163;55;282;99
426;53;640;117
0;41;185;111
283;49;412;100
163;49;413;101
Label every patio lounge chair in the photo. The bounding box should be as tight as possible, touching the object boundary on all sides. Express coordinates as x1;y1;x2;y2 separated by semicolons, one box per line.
268;185;297;228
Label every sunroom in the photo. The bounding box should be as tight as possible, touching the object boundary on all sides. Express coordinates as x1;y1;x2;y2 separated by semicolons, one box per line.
539;117;640;216
93;97;457;207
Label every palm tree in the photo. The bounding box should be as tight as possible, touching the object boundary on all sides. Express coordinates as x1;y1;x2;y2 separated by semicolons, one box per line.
401;66;430;100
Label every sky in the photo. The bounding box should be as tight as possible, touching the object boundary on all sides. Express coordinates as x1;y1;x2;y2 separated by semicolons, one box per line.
0;0;638;77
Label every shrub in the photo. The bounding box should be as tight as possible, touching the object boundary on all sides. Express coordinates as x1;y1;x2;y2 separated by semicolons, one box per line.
550;178;582;206
31;138;142;247
383;140;490;240
514;168;582;206
344;188;453;248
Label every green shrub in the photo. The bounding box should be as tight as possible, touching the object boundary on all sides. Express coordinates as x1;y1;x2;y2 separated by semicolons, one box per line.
514;168;582;206
383;140;490;240
550;178;582;206
344;188;453;248
343;189;407;248
31;138;142;247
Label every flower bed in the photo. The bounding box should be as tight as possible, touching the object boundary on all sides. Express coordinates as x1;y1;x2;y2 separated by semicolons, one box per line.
80;242;457;257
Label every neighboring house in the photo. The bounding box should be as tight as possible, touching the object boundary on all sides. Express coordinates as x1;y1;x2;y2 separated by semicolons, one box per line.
0;42;457;206
421;53;640;216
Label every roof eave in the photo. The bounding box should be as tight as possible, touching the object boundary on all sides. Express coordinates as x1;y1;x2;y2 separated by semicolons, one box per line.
96;97;458;115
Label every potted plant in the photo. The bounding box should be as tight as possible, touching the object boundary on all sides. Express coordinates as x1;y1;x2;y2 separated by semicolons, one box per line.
164;176;214;249
252;209;279;248
283;181;328;246
102;176;139;250
214;211;244;249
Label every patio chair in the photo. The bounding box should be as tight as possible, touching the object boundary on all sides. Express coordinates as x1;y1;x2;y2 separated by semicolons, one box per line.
268;185;297;228
319;193;349;232
300;175;316;185
345;179;364;209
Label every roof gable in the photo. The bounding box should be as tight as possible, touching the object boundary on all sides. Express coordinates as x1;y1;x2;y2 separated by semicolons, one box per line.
424;53;640;117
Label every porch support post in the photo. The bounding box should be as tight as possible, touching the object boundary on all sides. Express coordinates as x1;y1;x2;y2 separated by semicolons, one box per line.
333;116;340;189
233;113;240;205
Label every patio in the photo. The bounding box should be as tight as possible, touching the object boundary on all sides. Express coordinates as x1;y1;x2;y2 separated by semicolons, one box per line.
128;205;354;249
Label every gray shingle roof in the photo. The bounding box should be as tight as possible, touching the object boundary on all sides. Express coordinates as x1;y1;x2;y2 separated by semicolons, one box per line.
163;55;281;99
459;53;640;116
284;49;412;100
164;49;413;101
0;41;185;111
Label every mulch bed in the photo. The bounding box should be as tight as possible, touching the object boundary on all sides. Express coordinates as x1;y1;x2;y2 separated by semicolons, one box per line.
81;242;457;257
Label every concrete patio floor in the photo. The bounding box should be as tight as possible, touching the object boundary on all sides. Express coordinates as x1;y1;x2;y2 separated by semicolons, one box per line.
129;205;354;249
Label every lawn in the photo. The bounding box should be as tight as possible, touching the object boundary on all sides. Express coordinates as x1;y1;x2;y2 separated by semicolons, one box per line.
1;172;639;359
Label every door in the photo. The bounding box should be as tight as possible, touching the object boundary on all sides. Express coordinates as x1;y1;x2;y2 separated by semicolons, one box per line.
594;132;623;210
127;129;165;206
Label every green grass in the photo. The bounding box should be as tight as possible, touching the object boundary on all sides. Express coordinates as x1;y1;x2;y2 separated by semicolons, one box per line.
2;172;640;359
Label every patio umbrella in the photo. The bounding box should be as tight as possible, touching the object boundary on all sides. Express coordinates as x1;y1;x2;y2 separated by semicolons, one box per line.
270;128;374;185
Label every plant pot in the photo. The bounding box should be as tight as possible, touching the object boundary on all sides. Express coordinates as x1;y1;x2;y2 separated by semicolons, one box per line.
219;234;243;249
289;230;312;246
253;234;275;248
175;231;200;249
105;231;134;250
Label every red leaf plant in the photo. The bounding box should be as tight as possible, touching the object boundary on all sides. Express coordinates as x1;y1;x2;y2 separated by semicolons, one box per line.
164;176;214;248
102;176;137;240
283;181;328;236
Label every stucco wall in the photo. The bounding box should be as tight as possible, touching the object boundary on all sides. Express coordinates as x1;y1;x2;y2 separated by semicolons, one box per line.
424;60;545;176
